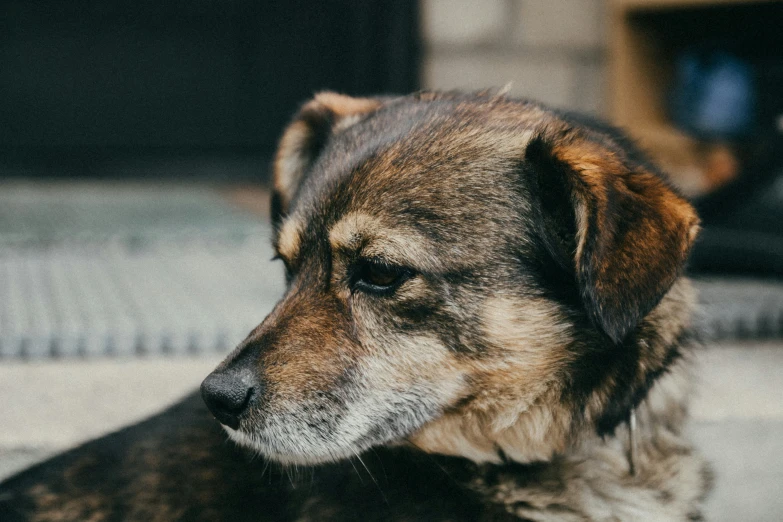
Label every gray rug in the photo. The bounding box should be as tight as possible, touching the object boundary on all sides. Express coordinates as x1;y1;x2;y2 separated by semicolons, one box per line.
694;277;783;340
0;183;283;358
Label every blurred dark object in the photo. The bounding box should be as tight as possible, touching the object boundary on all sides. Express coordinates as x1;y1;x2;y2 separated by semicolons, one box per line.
670;50;755;140
689;134;783;278
610;1;783;281
610;1;783;196
0;0;420;180
702;143;740;190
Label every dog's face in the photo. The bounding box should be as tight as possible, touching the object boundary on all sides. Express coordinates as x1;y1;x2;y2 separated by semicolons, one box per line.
201;92;699;466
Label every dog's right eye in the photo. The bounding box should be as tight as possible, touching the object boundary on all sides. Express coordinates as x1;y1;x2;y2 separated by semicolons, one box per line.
351;259;412;296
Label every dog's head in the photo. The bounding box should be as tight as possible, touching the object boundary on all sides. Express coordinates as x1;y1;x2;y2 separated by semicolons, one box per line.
201;91;699;465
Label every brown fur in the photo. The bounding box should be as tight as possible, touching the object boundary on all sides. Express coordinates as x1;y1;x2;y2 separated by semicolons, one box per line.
272;93;382;222
233;90;711;517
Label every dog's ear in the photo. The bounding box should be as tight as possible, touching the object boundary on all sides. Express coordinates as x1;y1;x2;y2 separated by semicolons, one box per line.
271;92;382;227
526;130;699;344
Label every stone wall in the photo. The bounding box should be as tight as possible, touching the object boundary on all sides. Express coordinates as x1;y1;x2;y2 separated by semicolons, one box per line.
421;0;607;114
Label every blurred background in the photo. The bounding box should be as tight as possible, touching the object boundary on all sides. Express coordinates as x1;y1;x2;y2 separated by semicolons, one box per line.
1;0;782;519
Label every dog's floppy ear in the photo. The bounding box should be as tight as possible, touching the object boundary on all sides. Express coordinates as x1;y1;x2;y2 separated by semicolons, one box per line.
526;129;700;344
271;92;382;226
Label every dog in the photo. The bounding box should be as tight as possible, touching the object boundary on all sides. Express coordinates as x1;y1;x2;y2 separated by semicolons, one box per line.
0;90;711;521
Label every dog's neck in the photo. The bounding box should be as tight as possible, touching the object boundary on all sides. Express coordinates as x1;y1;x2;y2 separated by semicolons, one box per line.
466;372;709;520
408;279;697;466
406;358;708;520
408;358;692;466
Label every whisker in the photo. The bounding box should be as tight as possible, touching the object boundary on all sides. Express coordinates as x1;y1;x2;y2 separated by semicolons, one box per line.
356;452;388;504
370;448;388;482
285;466;296;489
260;459;271;479
348;457;365;485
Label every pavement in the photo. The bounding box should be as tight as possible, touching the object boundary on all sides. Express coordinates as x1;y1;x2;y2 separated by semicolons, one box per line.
688;344;783;521
0;342;781;521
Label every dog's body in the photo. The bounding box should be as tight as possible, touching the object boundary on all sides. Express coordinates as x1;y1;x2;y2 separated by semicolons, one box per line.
1;91;711;521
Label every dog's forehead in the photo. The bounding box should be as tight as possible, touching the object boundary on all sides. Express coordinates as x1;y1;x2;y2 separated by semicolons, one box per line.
284;97;545;253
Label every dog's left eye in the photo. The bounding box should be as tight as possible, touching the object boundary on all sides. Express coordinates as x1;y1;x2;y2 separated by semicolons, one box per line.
352;260;412;295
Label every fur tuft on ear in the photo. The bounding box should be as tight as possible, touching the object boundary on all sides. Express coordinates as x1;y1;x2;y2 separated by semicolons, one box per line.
526;130;700;343
271;92;382;227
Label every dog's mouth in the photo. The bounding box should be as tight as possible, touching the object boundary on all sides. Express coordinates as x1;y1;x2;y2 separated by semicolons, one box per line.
222;424;372;466
216;387;449;465
219;418;378;466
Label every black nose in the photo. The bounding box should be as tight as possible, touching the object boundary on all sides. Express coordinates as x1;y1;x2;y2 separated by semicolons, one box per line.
200;368;258;429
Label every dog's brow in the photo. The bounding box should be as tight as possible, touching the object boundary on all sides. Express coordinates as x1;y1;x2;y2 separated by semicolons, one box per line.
276;217;304;262
329;212;431;268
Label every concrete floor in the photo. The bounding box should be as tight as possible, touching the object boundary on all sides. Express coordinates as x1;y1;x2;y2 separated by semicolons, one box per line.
687;344;783;521
0;343;781;521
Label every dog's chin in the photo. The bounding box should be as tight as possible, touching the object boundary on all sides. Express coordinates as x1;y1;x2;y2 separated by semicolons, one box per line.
222;425;387;467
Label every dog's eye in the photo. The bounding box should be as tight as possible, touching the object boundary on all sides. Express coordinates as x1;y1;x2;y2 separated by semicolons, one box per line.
352;260;412;295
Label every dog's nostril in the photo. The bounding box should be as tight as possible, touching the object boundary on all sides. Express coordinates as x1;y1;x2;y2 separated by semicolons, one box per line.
200;371;255;430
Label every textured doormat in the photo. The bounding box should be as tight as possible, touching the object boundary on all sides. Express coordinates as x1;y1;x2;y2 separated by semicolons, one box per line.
694;277;783;340
0;236;284;357
1;183;781;358
0;183;283;358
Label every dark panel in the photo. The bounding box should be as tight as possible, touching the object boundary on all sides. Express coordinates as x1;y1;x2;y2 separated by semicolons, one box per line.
0;0;420;177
